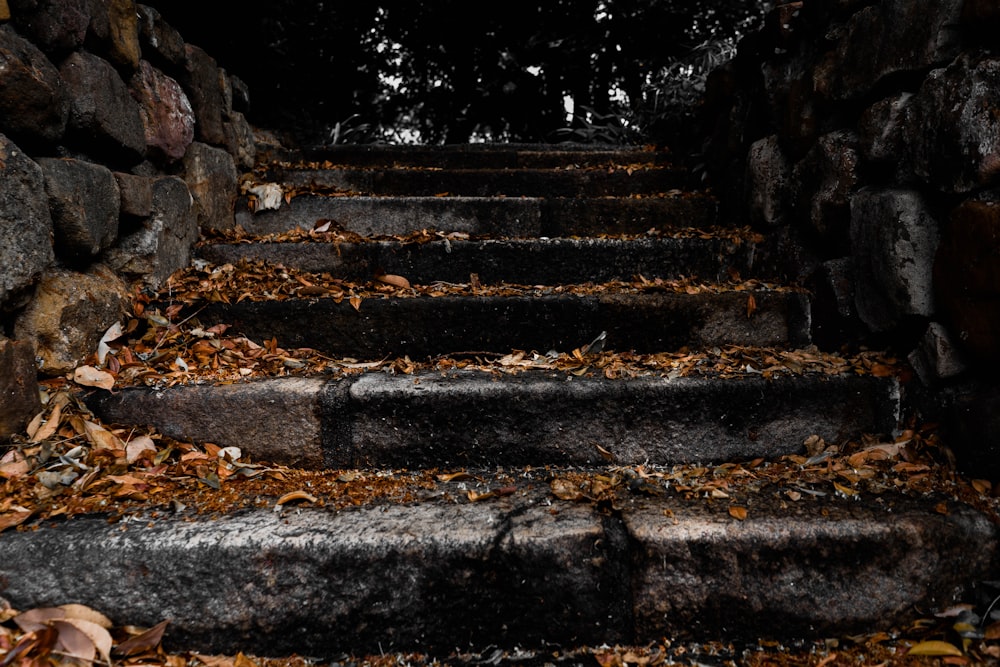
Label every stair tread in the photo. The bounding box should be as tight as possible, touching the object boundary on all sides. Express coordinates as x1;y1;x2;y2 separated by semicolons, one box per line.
1;467;992;656
195;228;764;284
234;192;720;237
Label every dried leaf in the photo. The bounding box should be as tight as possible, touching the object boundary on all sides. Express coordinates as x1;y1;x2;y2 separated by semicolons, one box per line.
0;510;32;533
728;506;748;520
57;618;113;663
907;640;963;657
746;293;757;318
275;490;318;506
51;619;97;662
349;295;362;311
376;273;411;289
73;365;115;391
58;604;113;629
114;619;169;657
0;450;30;479
437;471;475;482
14;607;66;632
29;403;62;443
550;478;585;501
595;444;615;461
126;436;157;464
83;420;124;450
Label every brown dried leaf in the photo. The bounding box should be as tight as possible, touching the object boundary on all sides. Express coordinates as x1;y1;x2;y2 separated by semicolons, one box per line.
114;619;169;657
73;365;115;391
728;506;748;520
57;617;113;663
275;490;318;506
376;273;411;289
58;604;113;629
0;450;30;479
0;510;32;533
29;403;62;443
550;478;585;501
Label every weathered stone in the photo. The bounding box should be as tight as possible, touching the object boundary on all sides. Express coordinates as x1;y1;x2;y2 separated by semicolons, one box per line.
86;0;140;71
0;25;69;146
858;92;914;179
14;265;130;375
0;134;54;307
60;50;146;165
36;158;119;266
908;53;1000;193
791;131;859;256
908;322;967;385
746;135;791;227
0;337;39;440
9;0;88;56
134;3;184;71
129;59;194;163
182;142;237;230
223;110;256;169
850;188;939;331
102;175;197;287
829;0;963;101
181;44;226;146
91;378;327;468
230;73;249;113
934;197;1000;366
113;171;152;218
627;494;996;641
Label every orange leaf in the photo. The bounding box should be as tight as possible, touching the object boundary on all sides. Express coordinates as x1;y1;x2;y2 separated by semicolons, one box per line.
376;274;411;289
728;506;748;520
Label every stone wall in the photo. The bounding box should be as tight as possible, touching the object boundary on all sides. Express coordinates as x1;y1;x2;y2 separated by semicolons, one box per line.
0;0;253;438
702;0;1000;474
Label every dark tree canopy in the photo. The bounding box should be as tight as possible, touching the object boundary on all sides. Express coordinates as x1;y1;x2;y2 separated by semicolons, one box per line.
146;1;768;145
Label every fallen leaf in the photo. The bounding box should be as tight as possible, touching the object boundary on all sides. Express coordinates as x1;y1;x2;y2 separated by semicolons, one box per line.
376;273;411;289
29;403;62;443
0;450;30;479
51;619;97;662
73;365;115;391
550;478;585;501
58;617;113;663
437;471;475;482
728;506;748;520
0;510;32;533
908;640;963;657
275;490;318;506
747;293;757;318
126;436;157;464
595;443;615;461
114;619;169;657
58;604;113;629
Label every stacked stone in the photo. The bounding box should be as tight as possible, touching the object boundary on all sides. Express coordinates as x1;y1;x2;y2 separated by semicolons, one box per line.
0;0;253;438
703;0;1000;472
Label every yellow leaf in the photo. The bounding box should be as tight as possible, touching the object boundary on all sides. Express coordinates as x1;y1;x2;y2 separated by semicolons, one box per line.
908;640;963;656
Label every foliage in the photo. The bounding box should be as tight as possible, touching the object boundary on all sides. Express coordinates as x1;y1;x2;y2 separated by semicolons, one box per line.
144;1;770;146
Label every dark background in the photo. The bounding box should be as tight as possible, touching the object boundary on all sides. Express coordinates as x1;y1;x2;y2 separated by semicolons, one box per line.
146;1;770;146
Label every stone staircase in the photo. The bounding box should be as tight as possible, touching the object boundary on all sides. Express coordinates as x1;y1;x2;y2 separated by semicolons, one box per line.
3;144;996;660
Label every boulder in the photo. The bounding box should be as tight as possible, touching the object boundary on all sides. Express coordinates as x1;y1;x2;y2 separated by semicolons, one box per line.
828;0;963;101
102;175;197;287
181;44;226;146
907;322;967;386
746;135;791;227
0;134;54;308
36;157;120;266
135;4;185;72
113;171;152;219
0;25;69;146
9;0;88;56
60;50;146;165
908;53;1000;193
858;92;914;182
850;188;939;332
230;73;250;114
129;59;194;164
182;142;238;230
934;197;1000;367
86;0;140;71
791;130;859;256
14;265;130;376
223;110;256;170
0;336;40;441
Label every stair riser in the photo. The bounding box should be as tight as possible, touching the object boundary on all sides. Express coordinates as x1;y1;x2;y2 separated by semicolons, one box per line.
0;493;990;657
234;195;718;239
187;291;811;359
268;168;684;197
88;374;899;469
262;144;676;169
196;238;759;285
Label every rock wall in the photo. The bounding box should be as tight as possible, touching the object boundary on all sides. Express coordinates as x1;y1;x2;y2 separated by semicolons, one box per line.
0;0;254;438
703;0;1000;474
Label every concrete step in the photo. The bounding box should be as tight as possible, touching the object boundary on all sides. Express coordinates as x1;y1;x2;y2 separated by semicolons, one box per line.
233;194;718;238
260;165;686;198
87;370;899;469
179;287;811;359
0;480;992;657
259;142;677;169
195;234;761;285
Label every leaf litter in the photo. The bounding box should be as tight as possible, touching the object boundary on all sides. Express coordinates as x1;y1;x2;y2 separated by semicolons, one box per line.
2;259;998;665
